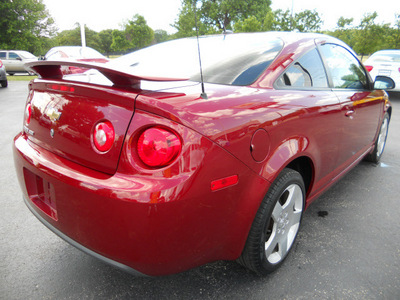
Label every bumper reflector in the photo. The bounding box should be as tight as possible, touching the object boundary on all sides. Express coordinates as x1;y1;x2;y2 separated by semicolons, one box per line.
211;175;238;191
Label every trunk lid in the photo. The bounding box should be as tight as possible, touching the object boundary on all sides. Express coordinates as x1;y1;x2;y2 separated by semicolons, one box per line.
24;61;189;174
25;80;137;174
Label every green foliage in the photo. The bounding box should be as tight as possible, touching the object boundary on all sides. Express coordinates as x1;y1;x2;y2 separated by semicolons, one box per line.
234;16;262;32
98;29;113;56
54;24;101;50
154;30;171;43
173;0;271;37
353;12;388;58
110;29;131;52
294;10;322;32
271;9;322;32
0;0;56;55
2;0;398;59
387;14;400;49
123;14;154;50
327;12;399;57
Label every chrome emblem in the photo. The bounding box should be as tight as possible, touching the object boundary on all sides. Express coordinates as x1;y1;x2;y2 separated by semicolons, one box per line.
23;125;34;136
45;106;62;122
50;128;55;138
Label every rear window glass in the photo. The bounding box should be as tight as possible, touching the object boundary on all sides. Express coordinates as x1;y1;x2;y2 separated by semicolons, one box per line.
110;33;283;86
370;52;400;62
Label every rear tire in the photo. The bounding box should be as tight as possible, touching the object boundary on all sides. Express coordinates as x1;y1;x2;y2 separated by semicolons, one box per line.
238;168;305;275
365;113;389;163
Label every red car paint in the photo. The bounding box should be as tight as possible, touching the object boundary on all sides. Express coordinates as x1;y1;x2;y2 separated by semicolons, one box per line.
14;32;391;276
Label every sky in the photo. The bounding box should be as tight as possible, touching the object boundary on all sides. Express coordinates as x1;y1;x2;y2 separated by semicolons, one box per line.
42;0;399;33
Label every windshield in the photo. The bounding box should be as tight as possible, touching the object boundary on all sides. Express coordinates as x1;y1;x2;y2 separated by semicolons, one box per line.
18;51;36;59
110;33;283;86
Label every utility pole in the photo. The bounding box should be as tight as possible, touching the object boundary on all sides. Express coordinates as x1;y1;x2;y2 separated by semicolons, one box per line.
80;22;86;48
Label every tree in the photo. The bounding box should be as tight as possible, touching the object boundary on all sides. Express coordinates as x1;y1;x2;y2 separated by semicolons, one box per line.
353;12;388;59
0;0;56;55
234;16;262;33
294;10;322;32
330;17;356;48
386;14;400;49
174;0;271;36
123;14;154;50
55;24;101;50
272;9;322;32
98;29;113;56
154;29;170;44
110;29;131;52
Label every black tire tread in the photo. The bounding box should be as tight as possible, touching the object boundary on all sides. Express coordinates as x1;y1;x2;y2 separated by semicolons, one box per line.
365;112;389;163
238;168;304;275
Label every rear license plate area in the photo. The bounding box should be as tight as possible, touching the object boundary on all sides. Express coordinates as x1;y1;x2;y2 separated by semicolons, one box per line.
378;69;391;76
23;168;58;221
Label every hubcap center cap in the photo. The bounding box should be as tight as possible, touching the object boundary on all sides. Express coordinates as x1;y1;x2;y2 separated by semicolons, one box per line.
277;212;289;234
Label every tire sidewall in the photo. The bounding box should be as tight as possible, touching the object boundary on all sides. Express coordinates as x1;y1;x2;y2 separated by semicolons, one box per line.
259;169;305;273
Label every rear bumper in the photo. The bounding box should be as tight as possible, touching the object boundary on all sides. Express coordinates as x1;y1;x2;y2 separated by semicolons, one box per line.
23;195;146;276
14;132;269;276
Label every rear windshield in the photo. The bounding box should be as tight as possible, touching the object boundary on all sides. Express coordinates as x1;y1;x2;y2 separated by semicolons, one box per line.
46;47;104;60
110;33;283;86
370;52;400;62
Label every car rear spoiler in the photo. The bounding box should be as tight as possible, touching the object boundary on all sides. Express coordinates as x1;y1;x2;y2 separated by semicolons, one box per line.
25;60;189;88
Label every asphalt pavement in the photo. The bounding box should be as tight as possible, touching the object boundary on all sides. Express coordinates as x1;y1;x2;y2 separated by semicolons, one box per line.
1;81;399;299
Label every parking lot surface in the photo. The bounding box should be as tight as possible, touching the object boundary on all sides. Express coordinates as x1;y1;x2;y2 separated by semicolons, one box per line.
1;81;399;299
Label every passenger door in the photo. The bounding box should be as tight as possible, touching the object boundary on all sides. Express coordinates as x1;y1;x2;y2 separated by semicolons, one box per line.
319;43;383;169
275;48;343;191
6;52;25;72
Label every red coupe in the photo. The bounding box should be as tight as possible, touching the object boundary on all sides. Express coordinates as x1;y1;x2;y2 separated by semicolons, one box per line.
14;32;393;276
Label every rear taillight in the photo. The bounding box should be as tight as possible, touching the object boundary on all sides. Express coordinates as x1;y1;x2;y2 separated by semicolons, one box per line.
25;104;32;125
0;60;3;68
365;65;373;72
137;127;182;167
93;121;115;152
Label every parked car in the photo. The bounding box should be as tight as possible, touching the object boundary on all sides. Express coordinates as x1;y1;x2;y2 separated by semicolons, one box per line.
14;32;393;276
0;50;37;75
44;46;109;74
0;59;7;87
364;49;400;91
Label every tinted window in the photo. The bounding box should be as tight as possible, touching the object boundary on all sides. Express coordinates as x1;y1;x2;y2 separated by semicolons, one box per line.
320;44;367;89
111;33;283;86
276;48;328;88
0;52;6;59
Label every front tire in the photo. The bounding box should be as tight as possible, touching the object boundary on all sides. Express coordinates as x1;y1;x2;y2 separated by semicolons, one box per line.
1;80;7;88
238;168;305;275
365;112;390;163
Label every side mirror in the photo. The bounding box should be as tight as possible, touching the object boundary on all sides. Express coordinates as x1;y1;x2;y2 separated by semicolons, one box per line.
374;76;395;90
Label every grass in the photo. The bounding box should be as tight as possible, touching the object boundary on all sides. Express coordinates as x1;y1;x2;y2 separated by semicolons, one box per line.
7;75;37;81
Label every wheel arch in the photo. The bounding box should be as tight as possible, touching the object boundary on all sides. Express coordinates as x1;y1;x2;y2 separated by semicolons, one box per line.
285;156;314;199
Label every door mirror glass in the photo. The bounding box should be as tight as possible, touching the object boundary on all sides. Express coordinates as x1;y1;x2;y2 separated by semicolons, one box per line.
374;76;395;90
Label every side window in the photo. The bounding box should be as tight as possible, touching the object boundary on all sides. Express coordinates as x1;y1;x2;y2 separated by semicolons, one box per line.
0;52;6;59
9;52;21;60
319;44;367;89
276;48;328;88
